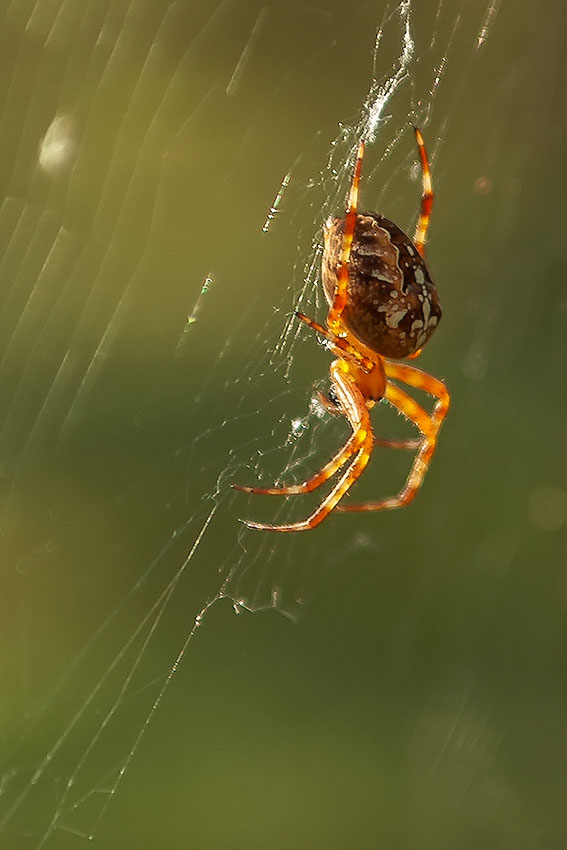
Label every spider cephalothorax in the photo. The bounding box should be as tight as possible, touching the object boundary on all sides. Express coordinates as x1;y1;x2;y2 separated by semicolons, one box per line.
234;128;450;532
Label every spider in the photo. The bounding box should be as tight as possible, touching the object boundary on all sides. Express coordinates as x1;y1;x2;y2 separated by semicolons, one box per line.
234;128;450;532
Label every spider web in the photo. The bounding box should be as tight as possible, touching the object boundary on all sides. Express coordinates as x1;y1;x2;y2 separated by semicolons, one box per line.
1;0;565;847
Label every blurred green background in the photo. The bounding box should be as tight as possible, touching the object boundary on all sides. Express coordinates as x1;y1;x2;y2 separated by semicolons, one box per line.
1;0;567;848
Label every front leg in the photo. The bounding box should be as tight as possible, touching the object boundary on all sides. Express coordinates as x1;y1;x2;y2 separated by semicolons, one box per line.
295;311;374;372
326;139;365;332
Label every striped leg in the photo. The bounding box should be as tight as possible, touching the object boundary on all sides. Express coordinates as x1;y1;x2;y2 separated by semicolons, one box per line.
314;389;420;449
295;311;374;372
232;429;360;497
384;361;450;431
327;140;365;333
336;366;449;512
238;361;374;532
412;127;433;258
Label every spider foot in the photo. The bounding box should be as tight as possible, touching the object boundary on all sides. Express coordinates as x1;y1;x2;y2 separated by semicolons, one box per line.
239;518;268;530
232;482;293;496
239;518;293;532
232;482;261;494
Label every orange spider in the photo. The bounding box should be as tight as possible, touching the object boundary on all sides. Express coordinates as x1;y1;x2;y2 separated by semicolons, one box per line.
234;128;450;532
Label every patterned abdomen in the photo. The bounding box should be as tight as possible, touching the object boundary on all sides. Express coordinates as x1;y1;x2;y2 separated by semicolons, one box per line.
322;213;442;359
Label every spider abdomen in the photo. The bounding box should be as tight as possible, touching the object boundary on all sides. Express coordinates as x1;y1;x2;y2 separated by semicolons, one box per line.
322;213;442;359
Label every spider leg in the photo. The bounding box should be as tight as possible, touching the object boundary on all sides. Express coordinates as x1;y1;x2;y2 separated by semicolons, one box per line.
295;311;374;371
327;140;365;333
314;389;420;449
336;368;449;513
384;361;450;430
376;436;422;450
405;347;422;360
232;428;360;496
239;361;374;532
412;127;433;258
